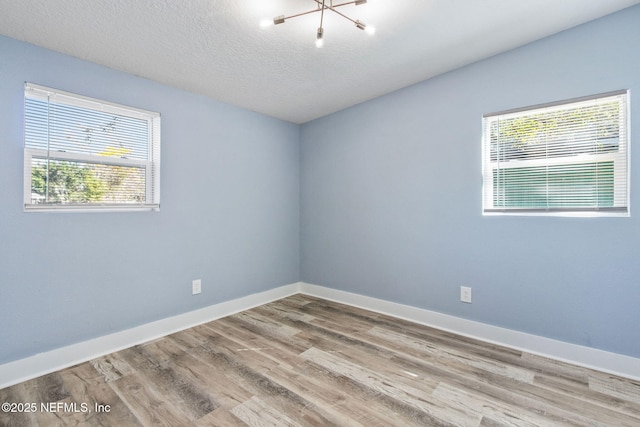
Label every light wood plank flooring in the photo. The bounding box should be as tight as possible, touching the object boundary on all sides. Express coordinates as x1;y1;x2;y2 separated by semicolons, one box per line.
1;294;640;426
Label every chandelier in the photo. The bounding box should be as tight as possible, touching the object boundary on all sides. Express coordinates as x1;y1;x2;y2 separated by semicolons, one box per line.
262;0;375;48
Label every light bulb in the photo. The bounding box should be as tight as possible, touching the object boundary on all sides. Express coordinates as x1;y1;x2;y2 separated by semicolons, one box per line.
365;25;376;35
316;27;324;48
259;19;273;28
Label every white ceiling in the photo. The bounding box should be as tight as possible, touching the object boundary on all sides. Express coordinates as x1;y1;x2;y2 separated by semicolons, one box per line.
1;0;639;124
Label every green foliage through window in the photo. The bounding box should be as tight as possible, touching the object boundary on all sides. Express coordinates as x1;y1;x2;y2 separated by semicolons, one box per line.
30;159;145;205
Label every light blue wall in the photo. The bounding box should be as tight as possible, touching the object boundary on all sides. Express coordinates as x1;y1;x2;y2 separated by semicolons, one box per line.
301;6;640;358
0;36;301;364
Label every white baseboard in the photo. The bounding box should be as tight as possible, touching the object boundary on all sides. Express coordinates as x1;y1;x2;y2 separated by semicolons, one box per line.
0;282;302;389
3;281;639;389
299;283;640;381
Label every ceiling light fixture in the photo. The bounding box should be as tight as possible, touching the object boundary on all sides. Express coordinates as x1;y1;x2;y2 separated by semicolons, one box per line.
263;0;375;48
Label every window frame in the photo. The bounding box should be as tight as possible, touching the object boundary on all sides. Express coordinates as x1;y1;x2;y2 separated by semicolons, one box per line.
481;90;630;217
23;83;161;213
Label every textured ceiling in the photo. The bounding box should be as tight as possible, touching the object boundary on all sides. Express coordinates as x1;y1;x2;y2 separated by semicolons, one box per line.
1;0;639;123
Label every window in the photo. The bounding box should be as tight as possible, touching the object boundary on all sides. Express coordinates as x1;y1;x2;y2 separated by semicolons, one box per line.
482;91;629;216
24;83;161;212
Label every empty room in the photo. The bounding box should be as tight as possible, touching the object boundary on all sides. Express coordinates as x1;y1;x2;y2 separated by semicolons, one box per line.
1;0;640;425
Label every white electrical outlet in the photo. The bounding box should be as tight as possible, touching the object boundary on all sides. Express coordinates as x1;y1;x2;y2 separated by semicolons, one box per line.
192;279;202;295
460;286;472;303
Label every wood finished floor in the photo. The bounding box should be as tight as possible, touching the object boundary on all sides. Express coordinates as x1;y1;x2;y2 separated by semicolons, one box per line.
1;295;640;426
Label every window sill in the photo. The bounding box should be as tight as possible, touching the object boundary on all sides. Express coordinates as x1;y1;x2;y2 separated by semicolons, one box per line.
24;204;160;213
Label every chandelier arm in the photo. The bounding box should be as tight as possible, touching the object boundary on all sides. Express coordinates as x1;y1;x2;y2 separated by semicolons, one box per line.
282;8;323;21
326;5;359;25
320;0;326;28
311;0;359;25
312;0;361;9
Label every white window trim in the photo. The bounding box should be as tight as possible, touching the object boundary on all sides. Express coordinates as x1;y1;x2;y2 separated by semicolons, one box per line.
23;83;161;213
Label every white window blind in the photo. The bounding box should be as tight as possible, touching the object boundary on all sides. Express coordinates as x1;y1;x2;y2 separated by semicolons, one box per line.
24;83;161;212
482;90;629;216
